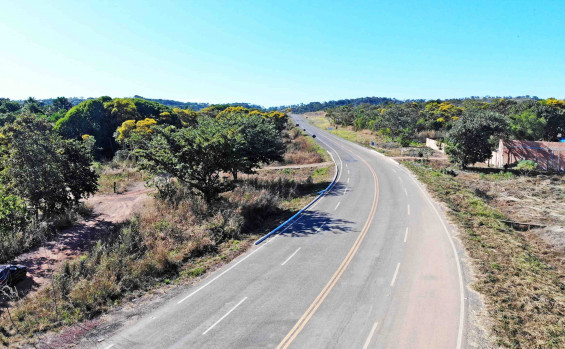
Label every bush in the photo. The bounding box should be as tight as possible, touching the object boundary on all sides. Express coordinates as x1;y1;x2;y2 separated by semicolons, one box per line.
515;160;538;171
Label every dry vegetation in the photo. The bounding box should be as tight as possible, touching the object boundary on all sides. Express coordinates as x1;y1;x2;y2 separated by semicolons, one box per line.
0;125;333;348
282;123;329;164
303;111;441;159
304;111;564;347
96;161;148;194
406;161;564;348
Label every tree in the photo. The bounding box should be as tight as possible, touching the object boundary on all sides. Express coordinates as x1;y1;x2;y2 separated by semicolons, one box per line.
115;118;157;150
0;115;98;217
446;110;508;168
52;97;73;112
213;113;284;180
509;110;546;140
136;125;232;202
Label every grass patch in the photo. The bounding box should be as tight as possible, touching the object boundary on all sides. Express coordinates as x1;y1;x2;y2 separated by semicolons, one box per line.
404;160;565;348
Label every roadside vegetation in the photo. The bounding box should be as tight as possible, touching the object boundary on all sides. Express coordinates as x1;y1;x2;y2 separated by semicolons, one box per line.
0;98;332;347
406;161;564;348
303;107;565;347
316;97;564;167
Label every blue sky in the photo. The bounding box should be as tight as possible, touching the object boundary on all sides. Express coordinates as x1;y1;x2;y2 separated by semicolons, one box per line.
0;0;563;106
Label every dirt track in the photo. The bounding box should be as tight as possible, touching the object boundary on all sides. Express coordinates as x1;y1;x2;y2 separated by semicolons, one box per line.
12;182;152;296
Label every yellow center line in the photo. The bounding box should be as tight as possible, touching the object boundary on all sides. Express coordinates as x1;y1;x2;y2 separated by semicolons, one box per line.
277;150;379;349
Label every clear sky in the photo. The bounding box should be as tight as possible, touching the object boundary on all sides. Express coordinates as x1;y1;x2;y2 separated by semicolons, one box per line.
0;0;563;107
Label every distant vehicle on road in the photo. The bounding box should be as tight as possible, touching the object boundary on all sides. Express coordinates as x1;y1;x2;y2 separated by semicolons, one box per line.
312;134;316;138
303;128;306;131
0;264;27;286
296;123;299;127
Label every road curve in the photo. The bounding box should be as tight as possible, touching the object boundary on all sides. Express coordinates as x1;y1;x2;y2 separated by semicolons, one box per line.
96;114;466;349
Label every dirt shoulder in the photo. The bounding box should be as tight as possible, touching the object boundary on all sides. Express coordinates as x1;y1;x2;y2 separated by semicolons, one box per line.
11;182;152;298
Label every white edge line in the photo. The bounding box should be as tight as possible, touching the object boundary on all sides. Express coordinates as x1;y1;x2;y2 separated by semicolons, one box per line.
411;173;466;349
202;297;248;335
180;118;346;304
308;116;465;349
178;238;274;304
404;227;408;243
390;263;401;287
281;248;301;266
362;321;379;349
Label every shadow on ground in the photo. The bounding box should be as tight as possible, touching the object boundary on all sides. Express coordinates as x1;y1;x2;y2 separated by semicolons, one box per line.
278;209;354;238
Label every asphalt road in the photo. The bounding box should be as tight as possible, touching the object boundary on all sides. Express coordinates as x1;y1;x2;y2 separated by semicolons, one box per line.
98;114;466;349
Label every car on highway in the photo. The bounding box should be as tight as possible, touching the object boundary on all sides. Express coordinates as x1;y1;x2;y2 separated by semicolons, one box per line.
312;134;316;138
0;264;27;286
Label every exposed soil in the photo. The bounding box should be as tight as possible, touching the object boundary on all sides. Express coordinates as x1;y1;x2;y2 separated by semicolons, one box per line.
10;182;152;298
459;172;565;253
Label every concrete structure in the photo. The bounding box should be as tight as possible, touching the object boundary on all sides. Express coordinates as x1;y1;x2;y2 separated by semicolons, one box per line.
489;139;565;171
426;138;445;153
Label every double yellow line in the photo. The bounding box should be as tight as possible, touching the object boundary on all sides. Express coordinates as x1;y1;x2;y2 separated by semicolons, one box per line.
277;152;380;349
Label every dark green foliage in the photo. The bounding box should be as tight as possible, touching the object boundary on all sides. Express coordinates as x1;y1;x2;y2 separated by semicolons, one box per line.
137;112;285;201
0;115;98;216
136;124;233;202
0;98;21;113
446;110;508;168
55;97;112;155
509;110;546;141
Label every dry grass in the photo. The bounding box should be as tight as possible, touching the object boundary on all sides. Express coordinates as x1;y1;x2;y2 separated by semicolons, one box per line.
405;161;565;348
97;163;147;194
282;124;328;165
0;162;333;348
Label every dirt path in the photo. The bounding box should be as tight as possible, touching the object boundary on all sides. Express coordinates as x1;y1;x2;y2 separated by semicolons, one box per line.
11;182;153;297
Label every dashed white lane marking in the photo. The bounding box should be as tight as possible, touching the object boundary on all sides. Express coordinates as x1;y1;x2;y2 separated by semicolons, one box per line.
404;188;408;196
390;263;401;287
348;169;350;175
392;168;398;174
334;202;341;210
362;321;379;349
281;248;301;266
404;228;409;243
104;345;115;349
347;177;350;183
202;297;248;335
407;204;410;215
343;187;348;195
346;163;348;168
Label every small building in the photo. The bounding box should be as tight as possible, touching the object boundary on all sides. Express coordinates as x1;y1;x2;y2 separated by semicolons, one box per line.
489;139;565;171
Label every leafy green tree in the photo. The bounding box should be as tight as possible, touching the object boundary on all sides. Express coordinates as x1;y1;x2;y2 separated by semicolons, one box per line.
55;98;108;148
52;97;73;112
0;99;21;113
446;110;508;168
509;110;546;140
136;125;232;202
0;115;98;216
23;97;44;114
214;113;284;180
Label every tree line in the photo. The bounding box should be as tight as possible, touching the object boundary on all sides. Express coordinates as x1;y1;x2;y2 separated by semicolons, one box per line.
323;98;565;168
0;96;288;261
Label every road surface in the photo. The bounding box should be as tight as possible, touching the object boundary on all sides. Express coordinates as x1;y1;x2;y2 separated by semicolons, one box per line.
98;114;466;349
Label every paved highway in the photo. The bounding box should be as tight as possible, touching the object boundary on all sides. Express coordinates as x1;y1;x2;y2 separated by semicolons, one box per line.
98;114;466;349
